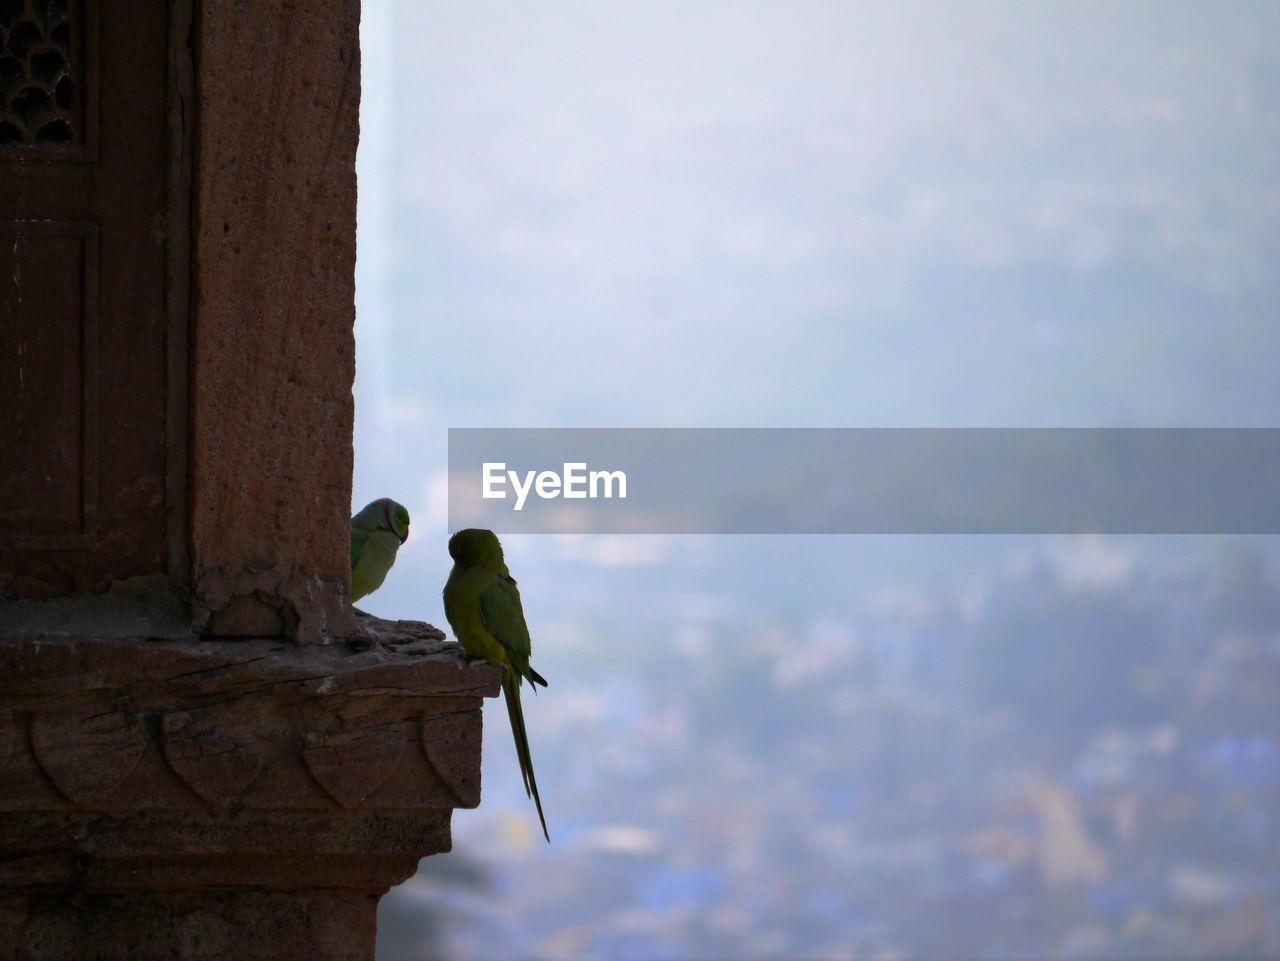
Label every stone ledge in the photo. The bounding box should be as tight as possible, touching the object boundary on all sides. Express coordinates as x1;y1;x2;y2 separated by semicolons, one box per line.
0;618;500;959
0;618;500;815
0;617;500;958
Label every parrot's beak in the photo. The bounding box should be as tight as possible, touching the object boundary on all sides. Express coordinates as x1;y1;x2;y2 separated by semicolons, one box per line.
399;531;409;545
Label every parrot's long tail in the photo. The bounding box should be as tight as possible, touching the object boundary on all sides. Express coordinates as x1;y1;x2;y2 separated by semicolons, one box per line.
503;672;550;843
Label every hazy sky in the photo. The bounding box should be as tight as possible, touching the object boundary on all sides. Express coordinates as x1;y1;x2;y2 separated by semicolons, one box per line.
353;0;1279;619
358;2;1277;429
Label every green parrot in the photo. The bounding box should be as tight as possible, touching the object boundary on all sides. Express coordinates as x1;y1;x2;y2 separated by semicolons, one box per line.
350;498;411;601
443;529;550;842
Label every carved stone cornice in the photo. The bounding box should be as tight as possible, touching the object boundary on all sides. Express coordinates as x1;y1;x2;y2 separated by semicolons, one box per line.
0;622;498;818
0;618;500;959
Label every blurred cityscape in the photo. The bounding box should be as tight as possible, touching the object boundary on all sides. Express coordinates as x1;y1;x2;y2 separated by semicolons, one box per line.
378;537;1280;960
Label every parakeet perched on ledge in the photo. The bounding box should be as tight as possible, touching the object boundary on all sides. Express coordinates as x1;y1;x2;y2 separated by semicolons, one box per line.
350;498;410;601
443;528;550;842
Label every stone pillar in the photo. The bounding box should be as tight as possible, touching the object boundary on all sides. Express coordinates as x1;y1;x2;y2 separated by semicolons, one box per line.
189;0;362;642
0;2;499;958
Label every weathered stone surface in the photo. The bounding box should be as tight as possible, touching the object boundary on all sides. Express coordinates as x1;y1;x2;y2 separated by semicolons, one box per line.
0;575;193;641
189;0;361;641
0;623;501;960
4;888;387;961
0;713;11;769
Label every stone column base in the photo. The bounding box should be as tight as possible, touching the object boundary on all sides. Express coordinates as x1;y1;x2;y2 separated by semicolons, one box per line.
0;620;499;961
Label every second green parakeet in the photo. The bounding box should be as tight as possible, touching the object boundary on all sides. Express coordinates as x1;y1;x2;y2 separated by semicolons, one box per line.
350;498;410;601
443;528;550;842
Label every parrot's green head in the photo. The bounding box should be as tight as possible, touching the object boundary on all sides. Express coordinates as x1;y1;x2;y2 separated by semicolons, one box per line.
448;528;504;568
363;497;410;544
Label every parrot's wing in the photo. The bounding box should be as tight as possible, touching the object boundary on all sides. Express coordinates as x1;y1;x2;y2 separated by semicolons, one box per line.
350;522;369;569
480;576;547;687
480;576;531;663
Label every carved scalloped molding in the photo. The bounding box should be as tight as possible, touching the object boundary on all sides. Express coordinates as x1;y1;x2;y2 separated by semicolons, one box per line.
2;702;485;813
303;723;405;808
31;703;146;804
421;710;483;808
0;632;497;814
161;708;266;806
